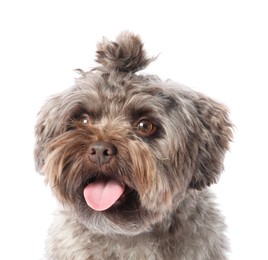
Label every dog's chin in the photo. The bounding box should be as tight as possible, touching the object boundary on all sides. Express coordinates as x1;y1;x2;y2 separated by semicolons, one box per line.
80;213;153;236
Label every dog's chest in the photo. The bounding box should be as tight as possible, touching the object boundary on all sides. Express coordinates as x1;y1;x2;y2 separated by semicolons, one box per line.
46;213;164;260
86;236;162;260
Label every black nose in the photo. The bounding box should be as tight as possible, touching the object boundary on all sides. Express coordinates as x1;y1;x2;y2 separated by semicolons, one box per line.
88;142;117;166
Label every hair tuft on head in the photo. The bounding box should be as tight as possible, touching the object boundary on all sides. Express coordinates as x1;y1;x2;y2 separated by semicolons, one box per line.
96;31;155;73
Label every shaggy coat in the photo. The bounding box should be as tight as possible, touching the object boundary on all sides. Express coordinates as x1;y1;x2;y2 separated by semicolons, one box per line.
35;32;232;259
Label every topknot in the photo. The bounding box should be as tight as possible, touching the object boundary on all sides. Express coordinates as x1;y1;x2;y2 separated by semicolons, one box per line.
96;31;155;73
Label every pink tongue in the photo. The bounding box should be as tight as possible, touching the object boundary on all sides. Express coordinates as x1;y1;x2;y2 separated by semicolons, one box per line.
83;179;125;211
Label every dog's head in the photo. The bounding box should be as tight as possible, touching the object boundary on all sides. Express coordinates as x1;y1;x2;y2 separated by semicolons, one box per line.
35;32;232;235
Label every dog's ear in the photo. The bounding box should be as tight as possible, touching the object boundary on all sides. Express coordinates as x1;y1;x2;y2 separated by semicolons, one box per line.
189;94;233;190
34;95;64;174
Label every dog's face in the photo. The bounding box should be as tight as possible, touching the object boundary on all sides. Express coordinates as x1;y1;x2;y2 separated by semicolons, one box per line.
35;32;232;235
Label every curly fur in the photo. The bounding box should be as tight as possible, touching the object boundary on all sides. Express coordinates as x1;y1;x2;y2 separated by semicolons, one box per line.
35;31;233;259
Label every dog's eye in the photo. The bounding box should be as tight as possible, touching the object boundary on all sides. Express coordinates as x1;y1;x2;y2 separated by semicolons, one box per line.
79;113;91;124
137;120;157;136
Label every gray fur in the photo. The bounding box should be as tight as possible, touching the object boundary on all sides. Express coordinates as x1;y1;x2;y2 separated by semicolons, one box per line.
35;31;232;259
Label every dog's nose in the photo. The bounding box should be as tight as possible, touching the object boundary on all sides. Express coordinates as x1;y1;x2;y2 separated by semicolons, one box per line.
88;142;117;166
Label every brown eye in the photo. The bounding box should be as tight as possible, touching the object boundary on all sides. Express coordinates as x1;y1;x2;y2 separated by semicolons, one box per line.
137;120;157;136
79;113;91;124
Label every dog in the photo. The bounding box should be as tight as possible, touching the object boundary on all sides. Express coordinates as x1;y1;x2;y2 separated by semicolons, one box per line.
35;32;233;259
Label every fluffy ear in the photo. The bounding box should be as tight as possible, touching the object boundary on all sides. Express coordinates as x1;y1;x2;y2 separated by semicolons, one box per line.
189;94;233;190
34;95;64;174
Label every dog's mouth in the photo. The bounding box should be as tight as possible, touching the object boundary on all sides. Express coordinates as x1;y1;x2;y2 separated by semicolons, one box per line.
83;177;133;211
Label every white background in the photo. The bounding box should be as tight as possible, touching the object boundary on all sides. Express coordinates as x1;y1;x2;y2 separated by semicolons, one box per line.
1;1;267;259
